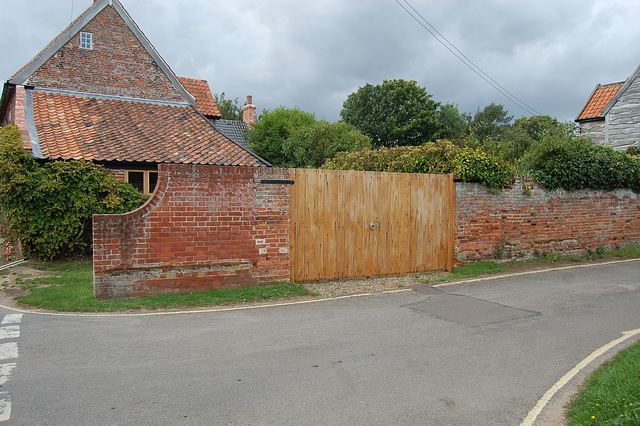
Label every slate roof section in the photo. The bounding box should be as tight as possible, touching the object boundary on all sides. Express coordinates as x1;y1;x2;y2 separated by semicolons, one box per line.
178;77;221;118
576;82;624;121
213;119;250;150
28;88;266;166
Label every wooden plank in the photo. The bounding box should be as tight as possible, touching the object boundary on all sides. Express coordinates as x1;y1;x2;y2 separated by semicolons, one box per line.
344;170;359;278
363;171;376;277
377;172;390;277
289;169;297;282
398;173;412;274
446;175;456;272
323;169;338;280
414;174;427;272
305;170;319;281
411;174;421;273
334;171;346;279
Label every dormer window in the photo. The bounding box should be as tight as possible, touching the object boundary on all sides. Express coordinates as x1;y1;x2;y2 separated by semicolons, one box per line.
80;32;93;49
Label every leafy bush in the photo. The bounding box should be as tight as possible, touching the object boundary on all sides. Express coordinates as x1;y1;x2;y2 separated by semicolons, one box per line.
283;121;371;168
627;145;640;156
323;141;515;188
520;133;640;192
248;107;318;166
0;124;148;260
248;108;371;168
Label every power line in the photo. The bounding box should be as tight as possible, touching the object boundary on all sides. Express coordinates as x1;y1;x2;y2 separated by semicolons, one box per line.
395;0;540;116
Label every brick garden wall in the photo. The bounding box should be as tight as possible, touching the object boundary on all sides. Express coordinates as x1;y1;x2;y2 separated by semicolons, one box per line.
93;164;290;300
93;168;640;299
456;180;640;263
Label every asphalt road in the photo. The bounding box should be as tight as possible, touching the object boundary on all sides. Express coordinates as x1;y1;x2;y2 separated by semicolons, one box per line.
0;260;638;425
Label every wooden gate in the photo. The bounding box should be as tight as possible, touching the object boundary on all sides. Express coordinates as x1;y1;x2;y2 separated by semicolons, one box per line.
289;169;455;282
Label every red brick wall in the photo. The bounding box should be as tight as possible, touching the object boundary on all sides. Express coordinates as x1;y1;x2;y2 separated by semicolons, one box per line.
93;169;640;299
27;6;184;102
456;180;640;263
93;164;290;300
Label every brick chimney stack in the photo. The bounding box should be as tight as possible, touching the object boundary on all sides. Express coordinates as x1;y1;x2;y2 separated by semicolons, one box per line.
242;95;257;129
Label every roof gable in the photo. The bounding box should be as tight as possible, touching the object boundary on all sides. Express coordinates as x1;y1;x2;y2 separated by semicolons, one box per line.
601;63;640;118
178;77;221;118
9;0;194;106
576;82;624;121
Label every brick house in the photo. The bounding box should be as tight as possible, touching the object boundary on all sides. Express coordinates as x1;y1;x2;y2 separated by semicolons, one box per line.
576;63;640;150
0;0;267;195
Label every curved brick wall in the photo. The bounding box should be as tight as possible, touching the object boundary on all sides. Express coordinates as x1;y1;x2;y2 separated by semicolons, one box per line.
93;164;290;300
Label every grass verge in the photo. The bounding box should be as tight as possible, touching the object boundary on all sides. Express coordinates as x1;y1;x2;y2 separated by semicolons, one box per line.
10;243;640;312
566;340;640;425
420;244;640;285
14;261;314;312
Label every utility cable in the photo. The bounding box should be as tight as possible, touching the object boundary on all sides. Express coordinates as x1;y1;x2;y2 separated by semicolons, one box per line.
395;0;540;115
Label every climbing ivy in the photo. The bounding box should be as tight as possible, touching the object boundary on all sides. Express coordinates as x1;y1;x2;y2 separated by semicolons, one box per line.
0;125;148;260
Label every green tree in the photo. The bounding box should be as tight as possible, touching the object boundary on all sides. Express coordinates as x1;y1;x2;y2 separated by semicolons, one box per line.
285;121;371;168
471;103;513;142
0;124;147;260
485;115;575;163
213;92;243;120
340;79;441;147
434;103;472;141
248;107;318;166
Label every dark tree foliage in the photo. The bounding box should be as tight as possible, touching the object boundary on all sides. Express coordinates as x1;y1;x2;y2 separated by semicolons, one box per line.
471;103;513;142
247;107;318;166
285;121;371;168
247;107;370;168
340;79;441;147
434;103;472;141
485;115;574;163
213;92;243;120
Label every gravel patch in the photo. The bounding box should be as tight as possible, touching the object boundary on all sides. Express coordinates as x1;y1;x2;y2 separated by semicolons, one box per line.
302;271;449;297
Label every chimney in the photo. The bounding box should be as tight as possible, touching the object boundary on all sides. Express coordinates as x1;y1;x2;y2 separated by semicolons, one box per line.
242;95;257;129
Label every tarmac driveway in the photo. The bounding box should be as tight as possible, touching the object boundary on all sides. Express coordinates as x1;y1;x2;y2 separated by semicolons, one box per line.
1;259;639;425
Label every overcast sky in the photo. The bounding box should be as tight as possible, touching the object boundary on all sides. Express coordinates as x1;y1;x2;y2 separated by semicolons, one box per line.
2;0;639;123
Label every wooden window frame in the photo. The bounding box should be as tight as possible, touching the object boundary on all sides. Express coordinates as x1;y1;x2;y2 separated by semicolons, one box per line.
125;170;158;195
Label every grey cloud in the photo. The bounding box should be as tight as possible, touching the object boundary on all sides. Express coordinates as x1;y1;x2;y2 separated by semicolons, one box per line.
1;0;639;123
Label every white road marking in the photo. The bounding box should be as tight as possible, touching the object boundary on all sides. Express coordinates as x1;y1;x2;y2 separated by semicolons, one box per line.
0;327;20;340
0;393;11;422
1;315;22;325
0;364;16;387
0;314;22;424
0;343;17;361
520;327;640;426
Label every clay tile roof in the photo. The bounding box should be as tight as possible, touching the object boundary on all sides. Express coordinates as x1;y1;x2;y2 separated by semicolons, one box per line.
576;82;624;121
30;89;265;167
177;77;221;118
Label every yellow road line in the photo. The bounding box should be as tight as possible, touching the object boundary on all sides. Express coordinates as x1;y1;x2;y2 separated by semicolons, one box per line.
520;327;640;426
